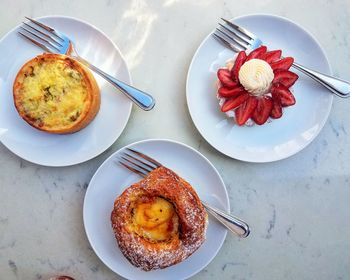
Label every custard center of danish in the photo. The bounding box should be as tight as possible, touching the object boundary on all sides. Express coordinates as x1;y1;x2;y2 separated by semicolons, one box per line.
132;197;179;241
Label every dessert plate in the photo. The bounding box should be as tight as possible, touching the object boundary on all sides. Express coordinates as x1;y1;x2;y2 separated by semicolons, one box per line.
0;16;132;166
83;139;230;280
186;14;333;162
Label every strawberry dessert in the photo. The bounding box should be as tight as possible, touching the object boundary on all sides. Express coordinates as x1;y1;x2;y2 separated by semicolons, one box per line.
216;46;299;126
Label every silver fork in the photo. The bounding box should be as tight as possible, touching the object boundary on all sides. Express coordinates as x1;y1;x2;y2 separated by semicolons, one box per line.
214;18;350;98
117;148;250;238
18;17;155;111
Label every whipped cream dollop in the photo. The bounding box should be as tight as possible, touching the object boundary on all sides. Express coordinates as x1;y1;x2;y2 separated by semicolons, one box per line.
238;59;274;96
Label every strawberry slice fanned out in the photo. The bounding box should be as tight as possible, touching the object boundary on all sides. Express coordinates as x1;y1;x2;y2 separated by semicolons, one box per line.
221;92;249;112
270;99;283;119
216;46;299;126
252;97;273;125
271;84;296;107
261;50;282;63
273;70;299;88
231;51;247;82
217;69;238;88
271;57;294;71
246;45;267;61
235;96;258;126
218;86;245;98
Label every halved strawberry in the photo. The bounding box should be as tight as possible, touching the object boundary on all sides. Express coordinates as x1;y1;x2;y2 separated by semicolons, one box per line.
273;70;299;88
217;69;238;88
218;86;245;98
221;92;249;112
234;96;258;126
270;99;283;119
261;50;282;63
246;46;267;61
252;97;273;125
231;51;247;82
270;57;294;71
271;84;296;107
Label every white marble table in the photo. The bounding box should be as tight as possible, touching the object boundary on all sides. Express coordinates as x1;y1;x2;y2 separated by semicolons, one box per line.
1;0;350;279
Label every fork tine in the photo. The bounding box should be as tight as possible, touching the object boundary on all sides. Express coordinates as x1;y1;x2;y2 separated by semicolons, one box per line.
120;154;154;173
221;18;256;40
213;33;237;51
215;28;247;50
218;23;251;45
25;16;64;41
25;16;55;32
123;153;156;171
23;22;63;47
20;26;60;52
118;148;163;178
126;148;162;168
118;161;148;177
213;32;242;52
18;31;55;53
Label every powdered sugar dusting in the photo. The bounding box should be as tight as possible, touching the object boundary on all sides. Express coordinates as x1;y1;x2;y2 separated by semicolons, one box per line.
111;167;208;271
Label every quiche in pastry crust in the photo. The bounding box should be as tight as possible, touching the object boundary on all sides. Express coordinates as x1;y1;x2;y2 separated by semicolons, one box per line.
13;53;100;134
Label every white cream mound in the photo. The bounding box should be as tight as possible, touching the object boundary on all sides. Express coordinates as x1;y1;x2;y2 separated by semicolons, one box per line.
238;59;274;96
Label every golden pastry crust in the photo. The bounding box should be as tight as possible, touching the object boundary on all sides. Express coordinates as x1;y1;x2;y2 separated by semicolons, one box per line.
111;166;208;271
13;53;100;134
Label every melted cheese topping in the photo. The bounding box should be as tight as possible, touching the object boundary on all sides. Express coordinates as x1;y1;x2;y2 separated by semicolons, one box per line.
19;60;88;128
238;58;274;96
130;197;179;242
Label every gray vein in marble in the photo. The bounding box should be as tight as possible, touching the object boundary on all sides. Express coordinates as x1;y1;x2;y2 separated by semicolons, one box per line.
222;262;248;271
289;236;307;249
313;152;319;167
8;260;18;276
304;182;311;190
19;159;27;169
0;217;9;224
75;182;89;192
285;225;307;249
49;201;57;218
264;204;276;239
90;264;100;273
44;187;52;200
36;258;76;272
242;186;258;204
329;119;347;138
0;240;16;250
196;138;204;151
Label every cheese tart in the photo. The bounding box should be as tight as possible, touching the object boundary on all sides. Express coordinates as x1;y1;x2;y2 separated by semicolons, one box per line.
111;166;208;271
13;53;100;134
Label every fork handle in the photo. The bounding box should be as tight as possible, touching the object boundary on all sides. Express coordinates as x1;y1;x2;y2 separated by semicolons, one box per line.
76;56;155;110
292;62;350;98
201;201;250;238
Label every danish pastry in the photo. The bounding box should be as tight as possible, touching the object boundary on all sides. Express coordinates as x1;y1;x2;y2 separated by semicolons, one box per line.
13;53;100;134
111;166;208;271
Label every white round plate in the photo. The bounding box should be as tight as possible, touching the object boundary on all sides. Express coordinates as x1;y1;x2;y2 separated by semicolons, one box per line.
0;16;132;166
186;14;333;162
83;139;229;280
